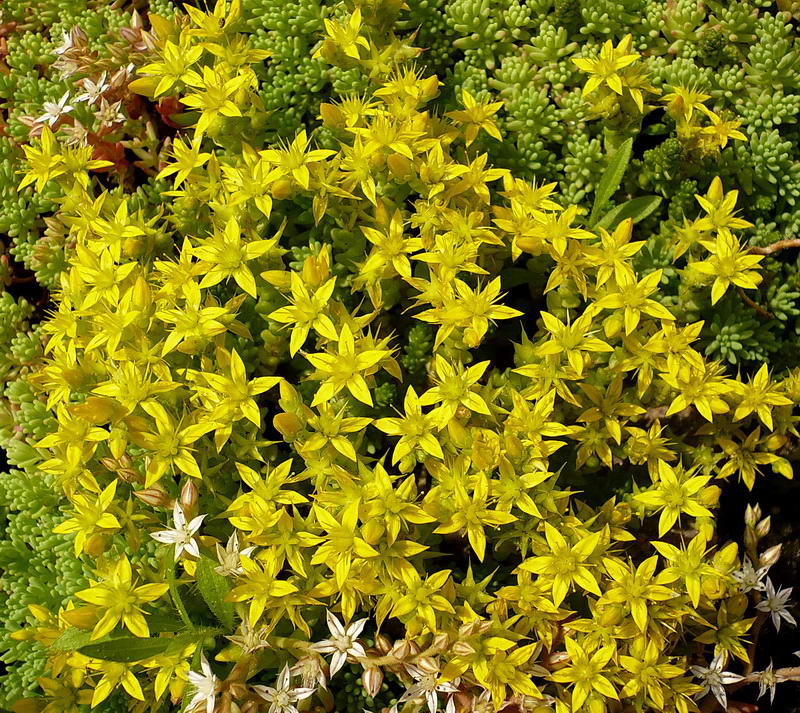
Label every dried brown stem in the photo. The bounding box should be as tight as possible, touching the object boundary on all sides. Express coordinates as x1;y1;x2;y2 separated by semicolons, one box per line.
737;287;774;319
747;238;800;255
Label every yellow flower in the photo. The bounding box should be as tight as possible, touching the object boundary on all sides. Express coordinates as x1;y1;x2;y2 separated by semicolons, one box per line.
374;386;444;464
18;126;65;192
690;230;763;304
193;216;275;298
634;461;714;537
445;89;504;146
573;35;640;96
304;323;392;407
75;556;169;640
518;523;603;605
53;481;121;556
226;553;299;627
550;638;618;710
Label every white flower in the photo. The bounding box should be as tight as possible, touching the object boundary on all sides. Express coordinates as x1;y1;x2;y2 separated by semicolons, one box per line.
96;98;126;126
36;92;73;127
54;30;74;56
756;660;779;705
690;652;744;710
290;655;329;691
76;72;109;106
399;661;460;713
731;557;769;593
187;654;218;713
225;618;271;655
150;502;205;560
214;531;255;577
253;664;316;713
756;578;796;632
60;122;89;148
308;610;368;676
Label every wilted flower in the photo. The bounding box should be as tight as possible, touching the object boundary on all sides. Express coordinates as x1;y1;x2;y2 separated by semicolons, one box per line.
756;660;779;704
76;72;110;106
290;655;329;691
399;660;460;713
225;618;271;654
731;557;769;593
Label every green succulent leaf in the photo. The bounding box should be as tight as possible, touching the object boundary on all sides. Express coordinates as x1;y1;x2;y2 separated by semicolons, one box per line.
590;137;633;226
195;555;235;629
596;196;662;230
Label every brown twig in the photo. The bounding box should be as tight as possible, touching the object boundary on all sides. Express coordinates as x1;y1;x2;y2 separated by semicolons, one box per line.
737;286;774;319
747;238;800;255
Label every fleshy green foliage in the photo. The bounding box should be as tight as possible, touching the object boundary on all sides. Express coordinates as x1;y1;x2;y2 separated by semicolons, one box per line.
0;469;87;708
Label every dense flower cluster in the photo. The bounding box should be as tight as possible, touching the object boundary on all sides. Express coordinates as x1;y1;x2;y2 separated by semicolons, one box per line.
1;1;800;713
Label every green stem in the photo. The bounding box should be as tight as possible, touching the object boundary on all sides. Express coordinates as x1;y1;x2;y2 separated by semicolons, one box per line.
169;560;195;631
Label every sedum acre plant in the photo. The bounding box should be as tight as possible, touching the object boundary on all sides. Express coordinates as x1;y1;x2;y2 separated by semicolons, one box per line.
1;1;800;713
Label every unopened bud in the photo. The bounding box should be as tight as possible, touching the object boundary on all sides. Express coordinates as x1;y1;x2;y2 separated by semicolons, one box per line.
745;504;761;528
430;632;451;653
133;487;171;507
391;640;413;660
452;641;476;657
756;516;771;538
181;479;199;514
759;544;782;569
273;412;302;440
117;468;141;483
374;634;392;655
85;533;109;557
100;457;119;471
270;178;293;200
362;667;383;698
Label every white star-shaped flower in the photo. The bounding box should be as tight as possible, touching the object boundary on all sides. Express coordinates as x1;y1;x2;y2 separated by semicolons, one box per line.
76;72;110;106
36;92;73;127
54;30;74;55
214;531;255;577
399;661;460;713
731;557;769;593
756;578;796;632
308;610;368;676
253;664;316;713
151;501;205;560
690;652;744;710
187;654;218;713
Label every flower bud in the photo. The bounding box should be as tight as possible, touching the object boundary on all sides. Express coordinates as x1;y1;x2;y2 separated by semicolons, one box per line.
759;543;782;569
85;533;109;557
274;412;303;440
270;178;293;200
745;503;761;528
181;479;198;515
430;632;451;653
362;667;383;698
756;516;771;538
133;487;171;507
374;634;392;655
391;639;413;660
451;641;476;657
